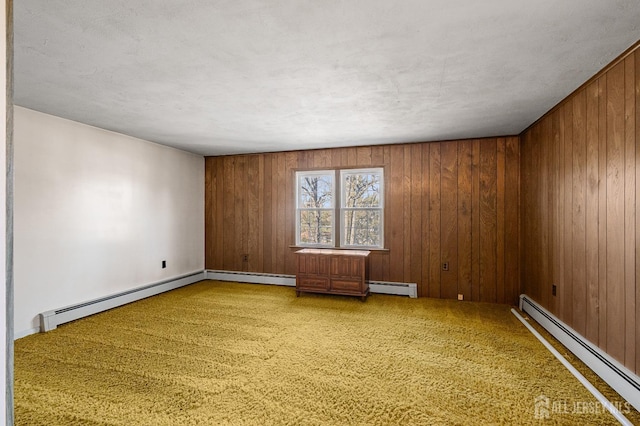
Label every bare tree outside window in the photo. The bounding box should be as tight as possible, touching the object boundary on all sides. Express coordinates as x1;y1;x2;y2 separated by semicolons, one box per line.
297;173;334;245
296;168;383;248
341;169;383;247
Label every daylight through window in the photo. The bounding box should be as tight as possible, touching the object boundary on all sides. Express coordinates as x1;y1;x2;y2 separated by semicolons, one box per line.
296;168;384;248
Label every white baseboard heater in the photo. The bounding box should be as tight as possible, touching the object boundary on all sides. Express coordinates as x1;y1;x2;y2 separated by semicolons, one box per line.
40;271;206;332
519;294;640;412
205;270;418;298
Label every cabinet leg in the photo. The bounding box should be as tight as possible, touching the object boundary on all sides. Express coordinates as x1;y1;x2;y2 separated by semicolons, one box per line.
296;290;300;297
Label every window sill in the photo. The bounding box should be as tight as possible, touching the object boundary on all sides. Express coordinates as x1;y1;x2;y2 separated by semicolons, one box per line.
289;245;389;253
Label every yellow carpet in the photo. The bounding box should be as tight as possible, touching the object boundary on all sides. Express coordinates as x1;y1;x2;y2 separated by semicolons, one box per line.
14;281;639;425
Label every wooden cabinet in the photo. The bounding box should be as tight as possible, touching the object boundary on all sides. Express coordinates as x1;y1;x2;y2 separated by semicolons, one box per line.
295;249;370;300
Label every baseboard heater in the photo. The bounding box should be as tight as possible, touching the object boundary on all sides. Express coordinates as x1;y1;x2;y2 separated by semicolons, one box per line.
205;270;418;298
39;271;206;332
519;294;640;412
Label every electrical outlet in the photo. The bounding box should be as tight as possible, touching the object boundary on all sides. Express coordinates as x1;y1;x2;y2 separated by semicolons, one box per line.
162;260;166;269
243;254;249;262
552;284;557;296
457;294;464;301
442;262;449;271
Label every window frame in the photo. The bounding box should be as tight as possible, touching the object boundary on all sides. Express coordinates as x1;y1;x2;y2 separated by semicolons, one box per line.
339;167;384;249
295;166;385;249
295;170;336;247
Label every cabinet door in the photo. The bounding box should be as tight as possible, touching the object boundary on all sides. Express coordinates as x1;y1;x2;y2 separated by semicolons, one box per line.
330;255;363;279
298;254;330;275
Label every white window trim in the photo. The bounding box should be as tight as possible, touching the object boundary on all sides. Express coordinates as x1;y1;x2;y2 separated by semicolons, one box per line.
295;170;335;247
295;167;384;249
339;168;384;249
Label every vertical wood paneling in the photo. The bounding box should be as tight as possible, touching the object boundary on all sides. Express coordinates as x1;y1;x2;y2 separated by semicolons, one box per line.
606;62;625;362
635;50;640;374
285;152;297;274
238;156;250;271
389;145;404;282
572;89;587;336
471;140;481;301
457;141;473;301
563;102;574;324
429;143;442;298
585;81;600;344
247;155;260;271
598;77;608;348
523;127;539;302
235;156;246;270
520;131;534;299
624;56;636;370
403;146;412;281
505;137;520;305
410;144;423;292
420;146;431;297
440;141;458;300
521;46;640;374
552;109;563;317
496;139;506;304
272;154;283;272
205;138;521;306
381;146;391;282
204;158;218;267
263;154;273;273
222;157;235;270
539;120;550;309
371;146;384;166
479;140;497;302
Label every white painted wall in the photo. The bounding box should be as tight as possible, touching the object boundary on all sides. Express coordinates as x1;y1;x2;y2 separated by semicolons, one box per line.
13;106;204;337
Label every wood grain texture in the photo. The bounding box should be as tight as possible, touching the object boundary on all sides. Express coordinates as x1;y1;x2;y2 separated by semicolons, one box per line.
389;145;405;282
572;89;587;336
504;138;520;307
420;146;431;298
624;56;636;371
636;49;640;374
585;81;600;344
605;61;625;362
563;101;574;325
598;76;608;353
496;139;506;304
429;143;442;298
551;109;563;318
205;138;520;305
521;48;640;374
471;140;481;301
479;140;497;303
410;144;423;296
403;146;412;282
440;141;458;300
457;141;473;301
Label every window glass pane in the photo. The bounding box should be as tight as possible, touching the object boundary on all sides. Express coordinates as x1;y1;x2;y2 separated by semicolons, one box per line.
298;174;333;208
343;172;381;208
299;210;333;244
343;210;381;246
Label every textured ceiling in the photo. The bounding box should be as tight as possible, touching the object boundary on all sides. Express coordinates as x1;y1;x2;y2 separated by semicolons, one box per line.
14;1;640;156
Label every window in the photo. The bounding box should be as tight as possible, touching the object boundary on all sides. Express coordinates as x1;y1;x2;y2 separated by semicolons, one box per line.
295;168;384;248
296;171;335;246
340;169;383;247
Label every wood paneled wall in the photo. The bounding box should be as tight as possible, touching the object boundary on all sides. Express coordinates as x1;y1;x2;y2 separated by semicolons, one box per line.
520;45;639;373
205;137;520;303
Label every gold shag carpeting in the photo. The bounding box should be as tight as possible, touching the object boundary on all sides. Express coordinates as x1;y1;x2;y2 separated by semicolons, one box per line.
14;281;639;425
